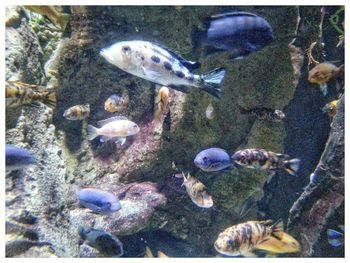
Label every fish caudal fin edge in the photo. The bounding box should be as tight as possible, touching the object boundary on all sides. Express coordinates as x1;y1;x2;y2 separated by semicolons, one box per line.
87;125;99;141
284;158;301;176
200;67;226;99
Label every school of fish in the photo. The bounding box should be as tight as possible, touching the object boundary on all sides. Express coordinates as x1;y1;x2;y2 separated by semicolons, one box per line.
5;6;344;258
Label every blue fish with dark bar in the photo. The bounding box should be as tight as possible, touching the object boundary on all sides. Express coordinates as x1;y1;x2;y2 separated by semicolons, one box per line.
77;188;121;213
194;147;232;172
192;11;274;58
6;144;37;172
100;40;226;99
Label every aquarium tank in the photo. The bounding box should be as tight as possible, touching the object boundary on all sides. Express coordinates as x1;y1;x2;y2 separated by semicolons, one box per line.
5;5;344;258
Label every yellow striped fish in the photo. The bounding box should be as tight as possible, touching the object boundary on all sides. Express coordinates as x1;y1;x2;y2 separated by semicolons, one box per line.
214;220;300;257
6;81;56;109
63;104;90;120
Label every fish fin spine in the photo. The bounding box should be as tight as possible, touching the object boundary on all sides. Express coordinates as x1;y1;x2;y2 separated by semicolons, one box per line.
283;158;301;176
87;125;99;141
200;67;226;99
42;89;57;109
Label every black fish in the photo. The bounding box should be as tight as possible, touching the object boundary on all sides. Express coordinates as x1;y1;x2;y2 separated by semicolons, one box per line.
192;12;274;58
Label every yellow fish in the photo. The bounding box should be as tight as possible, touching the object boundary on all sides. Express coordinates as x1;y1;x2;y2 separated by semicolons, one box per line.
154;86;169;122
308;62;343;85
214;219;300;257
6;81;56;109
182;172;213;208
104;94;127;113
63;104;90;120
24;6;69;31
322;100;338;118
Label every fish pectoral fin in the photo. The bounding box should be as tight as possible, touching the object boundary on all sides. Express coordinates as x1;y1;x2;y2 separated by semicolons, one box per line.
142;66;162;79
254;237;287;253
240;251;257;257
115;137;126;145
97;116;128;127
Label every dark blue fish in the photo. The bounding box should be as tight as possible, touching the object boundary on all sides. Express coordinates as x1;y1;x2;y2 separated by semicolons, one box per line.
6;144;37;172
327;225;344;248
192;12;274;58
79;226;124;257
194;147;233;172
77;188;121;213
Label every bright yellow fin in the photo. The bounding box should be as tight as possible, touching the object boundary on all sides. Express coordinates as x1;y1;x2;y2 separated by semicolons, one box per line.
157;251;170;258
144;246;154;258
255;236;289;253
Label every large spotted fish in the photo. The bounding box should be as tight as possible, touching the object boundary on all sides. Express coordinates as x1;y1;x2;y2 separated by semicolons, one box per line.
100;40;226;99
214;220;300;257
231;148;301;176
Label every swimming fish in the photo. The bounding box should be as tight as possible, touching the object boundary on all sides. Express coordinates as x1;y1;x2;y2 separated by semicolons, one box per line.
77;188;121;213
194;148;233;172
322;100;338;118
100;40;226;99
308;62;343;85
192;11;274;58
154;86;170;121
6;81;56;109
231;148;300;175
205;102;215;120
87;116;140;145
214;219;300;257
6;144;37;173
63;104;90;120
327;225;344;248
238;105;285;122
182;172;213;208
104;94;127;113
24;6;69;31
78;226;124;257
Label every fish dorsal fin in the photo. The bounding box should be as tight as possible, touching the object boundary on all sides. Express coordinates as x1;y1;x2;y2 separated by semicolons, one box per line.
271;219;284;240
153;43;200;71
97;116;128;127
210;11;258;20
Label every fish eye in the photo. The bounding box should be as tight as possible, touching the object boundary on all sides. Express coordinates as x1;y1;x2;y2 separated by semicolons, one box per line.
227;239;234;245
106;202;111;208
122;45;131;52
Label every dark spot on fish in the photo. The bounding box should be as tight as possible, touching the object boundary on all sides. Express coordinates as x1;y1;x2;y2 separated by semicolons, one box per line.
187;74;194;81
141;56;145;61
163;61;172;71
175;71;185;78
122;45;131;52
151;55;160;63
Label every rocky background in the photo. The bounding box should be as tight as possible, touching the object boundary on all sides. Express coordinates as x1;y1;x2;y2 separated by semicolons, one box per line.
5;6;344;257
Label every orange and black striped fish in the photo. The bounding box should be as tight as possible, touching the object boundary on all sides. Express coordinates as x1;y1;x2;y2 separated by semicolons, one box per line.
214;219;300;257
231;148;300;176
238;105;285;122
6;81;56;109
63;104;90;120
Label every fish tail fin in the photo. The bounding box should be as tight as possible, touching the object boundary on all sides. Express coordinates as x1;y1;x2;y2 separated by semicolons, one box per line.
283;158;301;176
87;125;99;141
271;219;284;236
327;229;344;247
58;13;70;31
200;67;226;99
42;89;57;109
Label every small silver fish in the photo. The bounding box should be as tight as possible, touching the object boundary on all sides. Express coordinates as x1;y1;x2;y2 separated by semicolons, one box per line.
100;40;226;99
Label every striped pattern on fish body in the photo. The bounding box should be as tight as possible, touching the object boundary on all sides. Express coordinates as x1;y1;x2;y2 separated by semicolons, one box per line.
100;40;226;99
239;105;285;122
231;148;301;175
63;104;90;120
6;81;56;108
182;173;213;208
104;94;127;113
214;220;300;257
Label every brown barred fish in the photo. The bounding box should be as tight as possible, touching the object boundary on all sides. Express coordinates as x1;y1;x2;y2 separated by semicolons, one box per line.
104;94;127;113
6;81;56;109
154;86;169;122
231;148;300;176
238;105;285;122
214;220;300;257
63;104;90;120
181;172;213;208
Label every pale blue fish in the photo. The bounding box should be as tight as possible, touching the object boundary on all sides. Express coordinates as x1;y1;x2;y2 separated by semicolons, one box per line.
194;147;233;172
6;144;37;172
77;188;121;213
